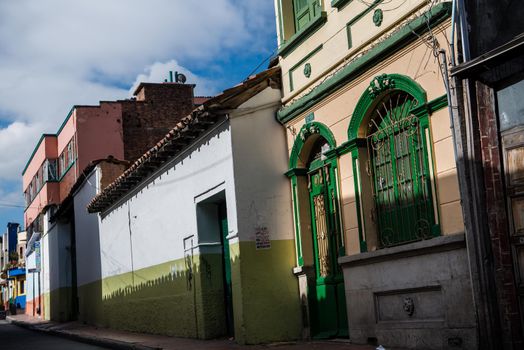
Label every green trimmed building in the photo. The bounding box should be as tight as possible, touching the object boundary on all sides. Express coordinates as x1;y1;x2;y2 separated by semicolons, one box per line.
274;0;478;348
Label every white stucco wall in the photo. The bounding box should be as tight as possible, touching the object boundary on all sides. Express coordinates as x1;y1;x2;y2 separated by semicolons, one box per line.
44;221;73;292
40;210;72;295
41;216;51;296
25;250;36;301
99;121;236;279
230;86;295;243
73;169;102;286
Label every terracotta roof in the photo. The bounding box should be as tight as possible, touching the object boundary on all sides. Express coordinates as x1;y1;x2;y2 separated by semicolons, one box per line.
193;96;212;106
52;157;130;220
88;67;281;213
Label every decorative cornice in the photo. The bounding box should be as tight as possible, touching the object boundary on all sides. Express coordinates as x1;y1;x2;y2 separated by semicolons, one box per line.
367;73;395;98
276;2;452;124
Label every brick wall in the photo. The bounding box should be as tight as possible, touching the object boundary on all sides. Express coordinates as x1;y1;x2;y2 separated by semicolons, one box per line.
99;161;128;191
476;82;524;348
120;83;195;162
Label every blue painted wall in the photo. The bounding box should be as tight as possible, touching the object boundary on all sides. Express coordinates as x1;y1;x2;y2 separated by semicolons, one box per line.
15;295;26;309
7;222;19;254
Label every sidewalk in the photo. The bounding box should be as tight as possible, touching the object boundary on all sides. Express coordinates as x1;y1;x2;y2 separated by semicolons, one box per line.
6;314;379;350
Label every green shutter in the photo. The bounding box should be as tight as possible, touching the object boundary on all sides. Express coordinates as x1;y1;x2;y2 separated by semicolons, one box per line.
294;0;321;32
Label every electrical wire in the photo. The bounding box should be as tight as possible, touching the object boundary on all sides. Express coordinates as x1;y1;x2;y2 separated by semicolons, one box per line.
280;0;447;108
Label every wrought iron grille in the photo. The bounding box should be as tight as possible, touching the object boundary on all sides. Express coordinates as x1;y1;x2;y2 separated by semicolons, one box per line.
366;92;434;247
313;193;331;278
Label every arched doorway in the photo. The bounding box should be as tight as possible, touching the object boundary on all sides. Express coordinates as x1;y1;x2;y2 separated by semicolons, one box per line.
288;122;348;338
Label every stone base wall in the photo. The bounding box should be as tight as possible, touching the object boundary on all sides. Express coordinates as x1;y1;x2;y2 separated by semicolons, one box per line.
339;234;478;349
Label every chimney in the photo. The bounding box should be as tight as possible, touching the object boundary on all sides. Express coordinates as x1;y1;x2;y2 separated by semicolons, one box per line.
133;82;195;104
120;82;197;163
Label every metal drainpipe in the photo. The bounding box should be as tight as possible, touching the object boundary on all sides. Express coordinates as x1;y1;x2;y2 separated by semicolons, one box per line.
439;50;460;162
450;0;457;66
457;0;471;62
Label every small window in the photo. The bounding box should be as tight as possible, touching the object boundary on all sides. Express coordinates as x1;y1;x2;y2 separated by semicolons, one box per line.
294;0;321;32
46;159;58;181
279;0;323;43
58;137;77;177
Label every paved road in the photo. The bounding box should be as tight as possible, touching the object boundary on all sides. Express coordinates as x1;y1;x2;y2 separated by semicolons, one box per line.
0;320;109;349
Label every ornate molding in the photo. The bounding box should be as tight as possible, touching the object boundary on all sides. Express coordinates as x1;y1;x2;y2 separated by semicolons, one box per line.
299;123;321;141
304;63;312;78
373;9;383;27
368;73;395;98
403;297;415;316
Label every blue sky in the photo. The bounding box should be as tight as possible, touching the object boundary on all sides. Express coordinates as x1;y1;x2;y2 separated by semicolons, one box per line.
0;0;277;231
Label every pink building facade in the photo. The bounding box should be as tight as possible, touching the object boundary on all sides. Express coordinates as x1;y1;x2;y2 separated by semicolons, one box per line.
22;82;196;320
22;103;124;230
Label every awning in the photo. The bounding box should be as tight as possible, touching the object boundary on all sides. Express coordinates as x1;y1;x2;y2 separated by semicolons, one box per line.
451;33;524;78
7;268;26;277
25;232;41;257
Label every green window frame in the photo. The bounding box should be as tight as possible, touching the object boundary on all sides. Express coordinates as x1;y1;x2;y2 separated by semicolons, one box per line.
347;74;440;251
367;93;436;247
293;0;321;32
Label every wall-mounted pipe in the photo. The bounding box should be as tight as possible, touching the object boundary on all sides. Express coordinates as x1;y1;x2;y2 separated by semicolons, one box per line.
450;0;457;66
457;0;471;62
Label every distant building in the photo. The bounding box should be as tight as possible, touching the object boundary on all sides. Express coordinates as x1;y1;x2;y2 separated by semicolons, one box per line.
23;82;196;321
0;223;26;311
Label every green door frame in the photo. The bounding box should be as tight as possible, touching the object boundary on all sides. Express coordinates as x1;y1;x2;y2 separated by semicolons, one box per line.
287;121;348;338
218;202;234;336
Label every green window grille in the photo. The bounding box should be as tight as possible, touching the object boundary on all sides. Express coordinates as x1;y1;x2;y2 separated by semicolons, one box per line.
293;0;321;32
366;91;435;247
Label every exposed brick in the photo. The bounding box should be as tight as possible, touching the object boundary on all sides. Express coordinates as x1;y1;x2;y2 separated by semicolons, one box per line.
119;83;195;162
476;81;524;345
99;161;128;190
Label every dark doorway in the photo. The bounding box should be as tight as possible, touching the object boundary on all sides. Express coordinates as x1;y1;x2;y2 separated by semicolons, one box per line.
218;202;234;336
195;191;234;338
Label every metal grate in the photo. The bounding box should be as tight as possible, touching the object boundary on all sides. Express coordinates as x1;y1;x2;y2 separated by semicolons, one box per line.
313;192;330;277
366;92;434;247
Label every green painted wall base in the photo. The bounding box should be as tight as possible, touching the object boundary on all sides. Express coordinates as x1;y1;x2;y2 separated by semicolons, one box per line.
76;254;227;339
231;239;302;344
42;287;74;322
66;239;302;344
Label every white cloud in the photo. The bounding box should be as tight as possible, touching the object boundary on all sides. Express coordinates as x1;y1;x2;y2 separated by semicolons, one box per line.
0;122;43;181
0;0;276;189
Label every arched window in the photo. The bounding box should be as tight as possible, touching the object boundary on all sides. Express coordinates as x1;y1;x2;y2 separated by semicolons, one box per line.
366;91;434;247
348;74;439;250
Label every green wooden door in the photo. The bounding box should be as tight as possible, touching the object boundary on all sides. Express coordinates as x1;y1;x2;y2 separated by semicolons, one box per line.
308;163;348;338
219;203;234;336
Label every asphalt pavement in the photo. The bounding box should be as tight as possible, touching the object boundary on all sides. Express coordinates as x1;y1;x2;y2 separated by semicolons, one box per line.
0;320;109;349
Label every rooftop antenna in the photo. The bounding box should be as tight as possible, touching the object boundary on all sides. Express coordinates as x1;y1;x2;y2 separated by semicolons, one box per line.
164;70;187;84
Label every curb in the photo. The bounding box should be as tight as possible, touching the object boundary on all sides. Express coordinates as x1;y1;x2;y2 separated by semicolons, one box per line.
7;318;162;350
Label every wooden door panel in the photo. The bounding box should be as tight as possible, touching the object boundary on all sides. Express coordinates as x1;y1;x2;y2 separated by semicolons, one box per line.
512;197;524;235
